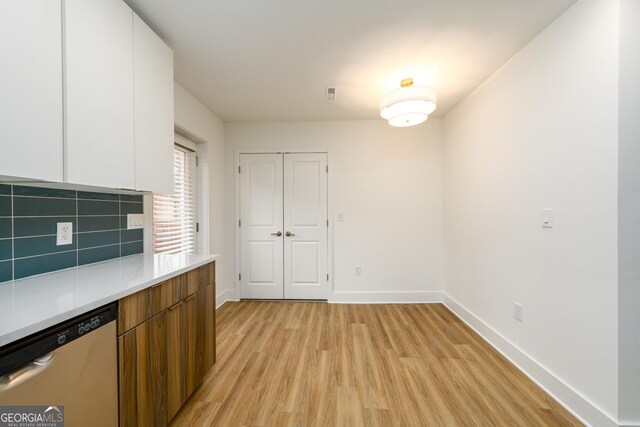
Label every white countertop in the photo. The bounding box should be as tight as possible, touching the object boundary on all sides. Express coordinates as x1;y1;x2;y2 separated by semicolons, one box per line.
0;253;219;347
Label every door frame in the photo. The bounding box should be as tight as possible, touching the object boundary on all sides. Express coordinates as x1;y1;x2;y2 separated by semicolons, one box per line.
234;148;334;300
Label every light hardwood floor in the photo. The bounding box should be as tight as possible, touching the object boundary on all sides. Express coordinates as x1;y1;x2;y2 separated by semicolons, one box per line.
170;301;581;426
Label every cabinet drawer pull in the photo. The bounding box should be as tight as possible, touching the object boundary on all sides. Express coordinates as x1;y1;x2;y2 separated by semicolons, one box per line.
167;302;182;311
184;294;196;302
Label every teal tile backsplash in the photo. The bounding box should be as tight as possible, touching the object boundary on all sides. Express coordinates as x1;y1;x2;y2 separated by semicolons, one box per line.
0;184;144;283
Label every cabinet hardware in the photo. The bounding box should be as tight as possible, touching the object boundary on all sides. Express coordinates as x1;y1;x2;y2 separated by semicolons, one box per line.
167;302;182;311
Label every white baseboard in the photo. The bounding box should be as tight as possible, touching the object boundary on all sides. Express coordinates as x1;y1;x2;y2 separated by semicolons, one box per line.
329;290;442;304
442;292;618;427
216;289;238;309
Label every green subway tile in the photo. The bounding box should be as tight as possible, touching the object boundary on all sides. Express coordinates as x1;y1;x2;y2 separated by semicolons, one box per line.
78;200;119;216
121;229;143;243
0;185;10;196
14;217;76;238
78;216;120;232
0;196;10;217
120;216;127;229
120;194;143;202
14;197;75;217
0;239;11;261
78;230;119;249
121;241;143;257
0;218;11;239
78;245;119;266
14;235;77;258
77;191;119;201
120;202;143;215
14;251;77;280
13;185;76;199
0;260;12;282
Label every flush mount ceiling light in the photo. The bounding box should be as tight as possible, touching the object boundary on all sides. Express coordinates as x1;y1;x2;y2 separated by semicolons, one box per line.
380;78;437;127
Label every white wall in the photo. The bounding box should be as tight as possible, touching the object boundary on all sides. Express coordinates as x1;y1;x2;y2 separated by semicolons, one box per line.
443;0;619;424
224;119;444;302
172;83;227;299
618;0;640;424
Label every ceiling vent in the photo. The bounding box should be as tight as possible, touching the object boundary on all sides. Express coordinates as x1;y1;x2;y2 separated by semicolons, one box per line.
326;87;336;100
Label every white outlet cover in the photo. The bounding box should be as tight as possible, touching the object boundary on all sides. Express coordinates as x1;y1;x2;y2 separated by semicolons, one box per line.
354;265;362;275
56;222;73;246
127;214;144;230
514;303;523;322
336;212;345;222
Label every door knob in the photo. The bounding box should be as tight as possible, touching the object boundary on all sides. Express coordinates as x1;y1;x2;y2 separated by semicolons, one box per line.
285;231;295;237
271;231;282;237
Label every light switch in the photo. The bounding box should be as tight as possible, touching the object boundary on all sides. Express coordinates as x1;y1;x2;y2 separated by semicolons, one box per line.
336;212;345;222
541;209;553;228
127;214;144;230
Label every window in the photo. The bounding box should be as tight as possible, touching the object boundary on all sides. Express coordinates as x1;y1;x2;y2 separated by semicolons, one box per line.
153;144;197;254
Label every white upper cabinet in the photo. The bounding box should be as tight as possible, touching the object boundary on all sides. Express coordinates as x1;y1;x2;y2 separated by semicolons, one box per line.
64;0;135;189
133;14;174;194
1;0;174;193
0;1;64;182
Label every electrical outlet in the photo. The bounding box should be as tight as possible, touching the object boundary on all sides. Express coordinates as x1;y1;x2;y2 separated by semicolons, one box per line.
514;303;523;322
56;222;73;246
354;265;362;275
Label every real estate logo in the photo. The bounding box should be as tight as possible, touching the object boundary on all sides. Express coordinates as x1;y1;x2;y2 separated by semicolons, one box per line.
0;406;64;427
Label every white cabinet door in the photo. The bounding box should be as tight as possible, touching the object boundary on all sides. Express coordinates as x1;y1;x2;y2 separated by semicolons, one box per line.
0;1;63;182
133;14;174;194
239;154;284;299
64;0;135;189
283;153;328;300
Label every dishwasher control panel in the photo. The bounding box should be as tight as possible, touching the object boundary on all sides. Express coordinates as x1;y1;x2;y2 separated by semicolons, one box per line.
0;303;117;377
77;312;107;336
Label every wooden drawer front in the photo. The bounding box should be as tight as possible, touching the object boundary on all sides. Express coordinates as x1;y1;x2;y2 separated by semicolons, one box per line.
180;262;215;299
180;268;199;299
118;280;169;335
118;312;168;427
199;261;215;287
166;276;182;308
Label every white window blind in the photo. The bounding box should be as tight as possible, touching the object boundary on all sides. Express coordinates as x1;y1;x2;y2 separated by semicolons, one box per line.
153;144;197;254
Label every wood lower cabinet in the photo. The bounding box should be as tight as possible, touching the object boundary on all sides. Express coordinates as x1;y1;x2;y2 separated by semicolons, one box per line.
118;311;168;427
166;301;184;421
203;283;216;374
182;290;198;397
183;283;216;398
118;261;216;426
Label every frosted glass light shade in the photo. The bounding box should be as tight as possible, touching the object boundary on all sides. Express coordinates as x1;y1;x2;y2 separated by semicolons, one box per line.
380;85;437;127
388;112;428;127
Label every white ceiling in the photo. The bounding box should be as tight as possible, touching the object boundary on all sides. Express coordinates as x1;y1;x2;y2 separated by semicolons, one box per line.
125;0;575;123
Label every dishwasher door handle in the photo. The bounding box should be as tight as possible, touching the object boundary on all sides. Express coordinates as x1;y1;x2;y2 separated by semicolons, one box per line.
0;351;56;391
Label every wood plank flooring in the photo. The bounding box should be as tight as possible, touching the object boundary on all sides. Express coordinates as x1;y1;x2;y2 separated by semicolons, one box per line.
170;301;581;426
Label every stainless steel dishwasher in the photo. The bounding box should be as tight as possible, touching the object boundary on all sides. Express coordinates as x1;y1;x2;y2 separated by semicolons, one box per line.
0;303;118;427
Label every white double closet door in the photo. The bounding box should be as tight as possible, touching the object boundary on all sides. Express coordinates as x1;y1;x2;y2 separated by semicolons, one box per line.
240;153;328;300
